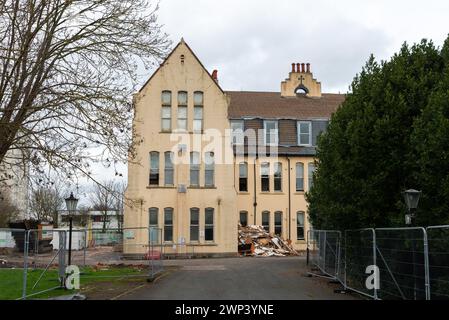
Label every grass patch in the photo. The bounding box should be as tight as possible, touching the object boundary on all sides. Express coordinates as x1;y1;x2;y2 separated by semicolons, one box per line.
0;265;150;300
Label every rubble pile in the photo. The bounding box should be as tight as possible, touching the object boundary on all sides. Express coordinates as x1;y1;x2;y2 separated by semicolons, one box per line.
238;225;299;257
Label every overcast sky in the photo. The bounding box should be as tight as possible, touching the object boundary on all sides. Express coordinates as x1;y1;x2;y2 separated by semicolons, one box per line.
83;0;449;200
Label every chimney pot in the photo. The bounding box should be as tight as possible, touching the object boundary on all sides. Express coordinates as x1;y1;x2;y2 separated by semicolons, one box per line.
296;63;300;73
301;63;305;73
291;63;295;73
212;69;218;81
306;63;311;73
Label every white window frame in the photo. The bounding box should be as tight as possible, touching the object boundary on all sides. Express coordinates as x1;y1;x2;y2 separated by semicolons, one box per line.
230;120;244;145
263;120;279;146
297;121;312;146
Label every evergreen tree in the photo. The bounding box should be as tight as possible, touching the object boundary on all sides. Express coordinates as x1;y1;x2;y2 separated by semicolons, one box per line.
307;37;448;230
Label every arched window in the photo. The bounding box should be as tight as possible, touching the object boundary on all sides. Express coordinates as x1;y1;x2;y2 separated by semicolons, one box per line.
308;162;315;190
177;91;188;131
190;152;200;186
205;208;214;241
274;211;283;236
149;151;159;186
190;208;200;242
274;162;282;192
295;85;309;95
164;151;174;186
163;207;174;242
297;211;305;240
262;211;270;232
296;162;304;191
239;211;248;227
261;162;270;192
194;91;204;133
149;208;159;243
205;152;215;187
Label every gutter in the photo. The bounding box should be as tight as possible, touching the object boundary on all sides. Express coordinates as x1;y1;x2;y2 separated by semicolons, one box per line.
287;157;292;241
253;155;258;225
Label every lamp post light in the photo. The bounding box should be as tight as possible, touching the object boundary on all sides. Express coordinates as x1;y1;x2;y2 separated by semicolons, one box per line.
403;189;421;226
65;192;79;266
402;189;421;300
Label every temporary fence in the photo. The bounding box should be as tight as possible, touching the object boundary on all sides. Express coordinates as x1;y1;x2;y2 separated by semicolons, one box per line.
307;225;449;300
162;241;195;259
0;227;164;300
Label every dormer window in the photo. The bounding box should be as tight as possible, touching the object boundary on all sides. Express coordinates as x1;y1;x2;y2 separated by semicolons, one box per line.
297;121;312;146
264;120;278;146
295;85;309;96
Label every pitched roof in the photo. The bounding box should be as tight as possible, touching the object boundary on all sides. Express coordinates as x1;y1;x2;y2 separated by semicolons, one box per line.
226;91;345;119
139;39;224;94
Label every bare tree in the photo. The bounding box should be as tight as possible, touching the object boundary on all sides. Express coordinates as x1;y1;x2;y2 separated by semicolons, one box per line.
89;180;116;232
29;183;64;225
0;0;171;187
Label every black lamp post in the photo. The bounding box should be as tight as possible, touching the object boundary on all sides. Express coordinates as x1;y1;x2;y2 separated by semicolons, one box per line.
403;189;421;300
403;189;421;226
65;192;79;266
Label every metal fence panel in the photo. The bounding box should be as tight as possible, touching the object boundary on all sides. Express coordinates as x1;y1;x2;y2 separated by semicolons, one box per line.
0;229;27;300
344;229;377;299
307;230;341;280
427;225;449;300
375;228;428;300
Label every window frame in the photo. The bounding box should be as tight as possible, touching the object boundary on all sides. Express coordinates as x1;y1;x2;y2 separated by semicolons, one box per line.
263;120;279;146
149;207;159;243
204;208;214;242
274;211;282;236
204;152;215;187
163;207;174;242
274;162;282;192
161;91;172;132
260;162;270;192
149;151;160;186
190;152;200;187
239;162;248;192
262;211;270;232
164;151;174;186
230;120;245;145
296;162;304;192
239;211;248;227
297;211;305;240
190;208;200;242
297;121;312;146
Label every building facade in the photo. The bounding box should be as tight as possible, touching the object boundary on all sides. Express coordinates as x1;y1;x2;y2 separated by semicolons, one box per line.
124;39;344;256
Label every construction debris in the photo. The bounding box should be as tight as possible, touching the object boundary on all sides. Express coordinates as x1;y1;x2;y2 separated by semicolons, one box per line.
238;225;299;257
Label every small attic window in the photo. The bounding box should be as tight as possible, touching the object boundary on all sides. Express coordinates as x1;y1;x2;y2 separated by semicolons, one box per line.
180;54;185;64
295;85;309;96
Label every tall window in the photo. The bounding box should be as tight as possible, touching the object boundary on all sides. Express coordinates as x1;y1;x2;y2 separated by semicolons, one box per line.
308;162;315;190
149;208;159;243
261;162;270;192
274;211;282;236
274;162;282;192
149;152;159;186
193;92;204;133
298;121;312;146
262;211;270;232
205;208;214;241
164;151;174;186
239;162;248;192
296;162;304;191
297;211;305;240
264;120;278;145
190;208;199;242
231;120;244;145
240;211;248;227
177;91;188;131
164;208;173;242
161;91;172;132
190;152;200;187
205;152;215;187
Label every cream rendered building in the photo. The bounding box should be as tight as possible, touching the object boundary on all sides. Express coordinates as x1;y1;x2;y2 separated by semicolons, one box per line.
124;39;344;256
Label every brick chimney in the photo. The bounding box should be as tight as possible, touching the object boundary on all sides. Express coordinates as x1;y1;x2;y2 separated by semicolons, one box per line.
306;63;311;73
211;70;218;82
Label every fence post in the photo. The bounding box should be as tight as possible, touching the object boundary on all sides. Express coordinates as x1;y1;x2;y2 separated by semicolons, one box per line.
372;228;378;300
423;228;430;300
22;230;30;300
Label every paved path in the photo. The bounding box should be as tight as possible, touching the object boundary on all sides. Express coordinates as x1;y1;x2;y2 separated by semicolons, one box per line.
121;256;359;300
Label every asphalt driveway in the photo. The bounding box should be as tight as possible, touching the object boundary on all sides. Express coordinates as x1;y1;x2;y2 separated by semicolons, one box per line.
120;256;359;300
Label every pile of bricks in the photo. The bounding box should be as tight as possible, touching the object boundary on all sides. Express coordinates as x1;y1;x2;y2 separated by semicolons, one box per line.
238;225;299;257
